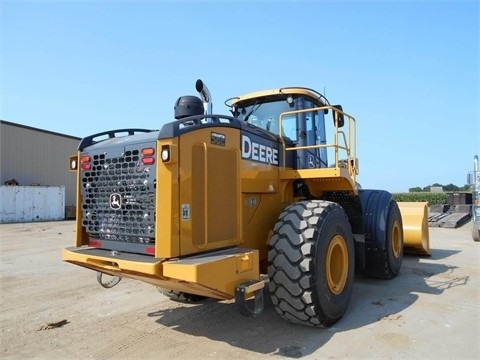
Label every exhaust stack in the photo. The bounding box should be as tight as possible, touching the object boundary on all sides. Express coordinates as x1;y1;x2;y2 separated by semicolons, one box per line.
195;79;212;115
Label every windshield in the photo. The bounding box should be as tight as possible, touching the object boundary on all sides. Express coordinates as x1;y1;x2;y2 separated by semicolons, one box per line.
235;97;321;138
235;99;289;134
234;96;329;168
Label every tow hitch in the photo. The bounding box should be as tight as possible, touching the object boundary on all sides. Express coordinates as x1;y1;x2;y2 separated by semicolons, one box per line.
235;275;269;317
96;272;122;288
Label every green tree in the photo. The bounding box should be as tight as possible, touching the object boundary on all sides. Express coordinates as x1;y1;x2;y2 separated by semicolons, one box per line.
443;183;460;191
410;183;472;193
460;184;472;191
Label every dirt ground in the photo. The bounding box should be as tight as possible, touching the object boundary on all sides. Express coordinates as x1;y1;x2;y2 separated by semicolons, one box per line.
1;220;479;359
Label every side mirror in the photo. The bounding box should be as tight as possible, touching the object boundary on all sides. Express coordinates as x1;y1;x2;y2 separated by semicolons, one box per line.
332;105;345;128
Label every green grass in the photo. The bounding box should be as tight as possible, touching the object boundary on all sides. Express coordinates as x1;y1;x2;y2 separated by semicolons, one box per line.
393;192;447;205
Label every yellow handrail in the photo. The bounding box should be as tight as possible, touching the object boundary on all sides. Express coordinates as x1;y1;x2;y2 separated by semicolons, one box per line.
278;105;357;182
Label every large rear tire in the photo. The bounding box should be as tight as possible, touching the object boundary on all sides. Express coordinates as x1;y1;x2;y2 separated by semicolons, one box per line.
268;200;355;327
380;201;403;279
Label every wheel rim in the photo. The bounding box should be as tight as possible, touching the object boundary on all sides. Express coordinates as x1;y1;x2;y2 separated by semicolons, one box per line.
326;235;348;295
391;220;402;259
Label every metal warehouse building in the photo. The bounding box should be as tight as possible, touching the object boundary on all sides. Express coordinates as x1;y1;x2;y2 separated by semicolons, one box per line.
0;120;81;223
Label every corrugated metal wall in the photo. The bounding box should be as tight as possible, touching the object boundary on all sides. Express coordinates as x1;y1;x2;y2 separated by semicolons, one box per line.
0;121;81;208
0;186;65;223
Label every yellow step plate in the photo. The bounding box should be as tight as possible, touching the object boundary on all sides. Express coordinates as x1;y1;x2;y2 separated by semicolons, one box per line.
163;248;259;298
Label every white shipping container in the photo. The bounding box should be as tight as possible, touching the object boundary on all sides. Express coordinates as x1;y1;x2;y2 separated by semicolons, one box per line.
0;186;65;223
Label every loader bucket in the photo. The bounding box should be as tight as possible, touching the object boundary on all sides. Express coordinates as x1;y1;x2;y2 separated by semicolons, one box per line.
397;202;430;255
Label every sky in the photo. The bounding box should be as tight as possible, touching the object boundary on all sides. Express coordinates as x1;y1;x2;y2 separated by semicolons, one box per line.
1;0;479;193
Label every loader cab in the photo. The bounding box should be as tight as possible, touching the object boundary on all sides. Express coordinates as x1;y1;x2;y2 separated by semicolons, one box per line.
227;89;330;169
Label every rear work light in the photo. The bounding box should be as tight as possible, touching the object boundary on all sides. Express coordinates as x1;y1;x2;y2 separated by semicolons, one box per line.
69;155;78;171
161;145;170;162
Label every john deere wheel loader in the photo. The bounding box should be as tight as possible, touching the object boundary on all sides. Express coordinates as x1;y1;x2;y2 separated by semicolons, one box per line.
63;79;429;327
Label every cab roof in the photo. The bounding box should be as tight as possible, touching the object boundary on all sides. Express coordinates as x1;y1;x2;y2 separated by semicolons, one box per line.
227;87;329;108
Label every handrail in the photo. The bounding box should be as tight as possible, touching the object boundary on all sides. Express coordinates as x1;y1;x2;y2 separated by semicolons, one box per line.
78;128;155;150
278;105;357;181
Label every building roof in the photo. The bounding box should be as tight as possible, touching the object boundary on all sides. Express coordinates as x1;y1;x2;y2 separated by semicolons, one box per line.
0;120;81;141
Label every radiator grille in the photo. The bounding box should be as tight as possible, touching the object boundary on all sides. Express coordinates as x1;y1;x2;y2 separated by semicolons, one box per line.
81;147;156;246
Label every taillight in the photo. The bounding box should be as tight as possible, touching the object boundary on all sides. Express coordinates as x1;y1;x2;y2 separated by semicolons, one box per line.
142;157;155;165
81;155;91;170
142;148;155;156
89;240;101;247
146;247;155;254
141;147;155;165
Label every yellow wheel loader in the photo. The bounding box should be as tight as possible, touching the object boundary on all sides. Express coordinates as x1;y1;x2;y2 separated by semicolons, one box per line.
63;79;429;327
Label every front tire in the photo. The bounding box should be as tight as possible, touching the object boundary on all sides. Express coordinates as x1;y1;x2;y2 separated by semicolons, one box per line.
268;200;355;327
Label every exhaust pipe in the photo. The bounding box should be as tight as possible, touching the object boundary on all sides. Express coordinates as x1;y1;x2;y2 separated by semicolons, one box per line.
195;79;212;115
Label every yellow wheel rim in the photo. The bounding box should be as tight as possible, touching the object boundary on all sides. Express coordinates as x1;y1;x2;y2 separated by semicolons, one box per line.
326;235;348;295
391;220;402;259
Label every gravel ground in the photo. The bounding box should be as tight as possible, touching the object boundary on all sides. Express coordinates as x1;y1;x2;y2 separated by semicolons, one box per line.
1;220;479;359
